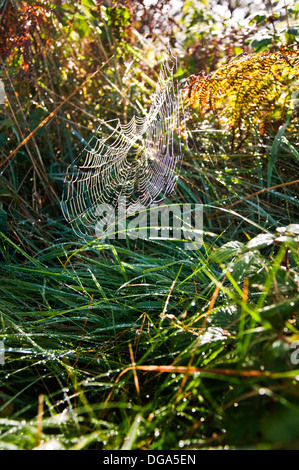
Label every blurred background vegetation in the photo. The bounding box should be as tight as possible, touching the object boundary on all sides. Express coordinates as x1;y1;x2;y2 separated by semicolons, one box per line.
0;0;299;450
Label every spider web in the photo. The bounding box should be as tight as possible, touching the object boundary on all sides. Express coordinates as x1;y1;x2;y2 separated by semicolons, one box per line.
61;46;185;239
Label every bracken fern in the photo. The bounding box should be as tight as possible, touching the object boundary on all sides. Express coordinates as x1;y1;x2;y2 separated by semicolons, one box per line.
185;47;299;150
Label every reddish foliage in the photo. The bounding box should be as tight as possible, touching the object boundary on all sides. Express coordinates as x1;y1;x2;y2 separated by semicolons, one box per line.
0;1;50;72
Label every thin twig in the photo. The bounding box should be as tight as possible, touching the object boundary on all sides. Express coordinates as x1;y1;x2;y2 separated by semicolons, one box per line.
0;55;114;170
209;178;299;219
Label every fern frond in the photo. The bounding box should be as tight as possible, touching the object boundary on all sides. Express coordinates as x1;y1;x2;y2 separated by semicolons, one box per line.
185;48;299;150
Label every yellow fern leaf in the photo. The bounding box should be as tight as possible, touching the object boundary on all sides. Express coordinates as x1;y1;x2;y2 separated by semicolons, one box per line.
185;48;299;149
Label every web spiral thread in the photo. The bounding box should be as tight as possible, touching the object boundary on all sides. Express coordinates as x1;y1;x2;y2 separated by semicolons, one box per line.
61;46;185;239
